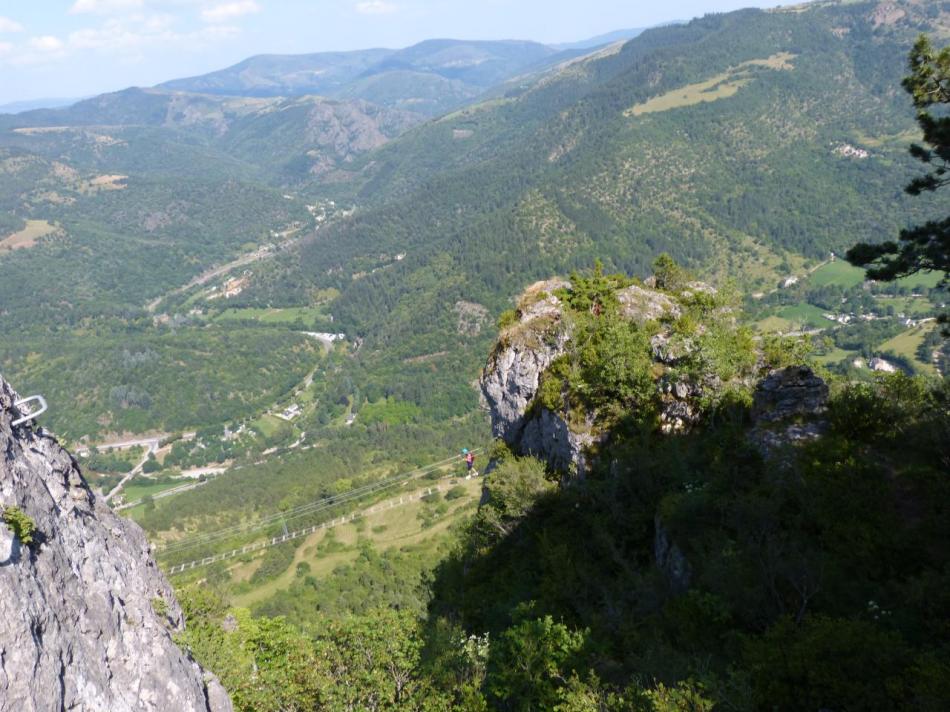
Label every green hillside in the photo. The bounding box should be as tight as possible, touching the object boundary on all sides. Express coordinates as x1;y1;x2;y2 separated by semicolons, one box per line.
1;0;945;445
0;1;946;708
255;1;946;346
175;264;950;711
158;39;559;116
202;0;946;432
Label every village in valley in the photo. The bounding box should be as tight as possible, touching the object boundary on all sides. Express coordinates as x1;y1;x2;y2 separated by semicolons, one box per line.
754;252;946;377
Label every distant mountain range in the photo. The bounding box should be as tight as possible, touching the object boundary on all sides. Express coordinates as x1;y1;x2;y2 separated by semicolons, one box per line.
552;27;647;50
0;97;83;114
0;32;651;119
159;39;560;117
157;33;652;117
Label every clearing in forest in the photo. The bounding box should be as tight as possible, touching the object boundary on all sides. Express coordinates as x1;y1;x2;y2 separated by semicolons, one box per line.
227;476;482;607
626;52;796;116
879;323;937;375
83;174;128;192
0;219;60;253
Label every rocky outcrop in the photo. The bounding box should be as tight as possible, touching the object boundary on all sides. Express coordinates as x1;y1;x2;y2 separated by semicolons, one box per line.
617;284;681;324
480;281;572;451
750;366;829;454
753;366;829;422
481;280;608;476
654;514;692;593
517;407;603;476
657;377;706;435
481;279;687;476
0;375;232;712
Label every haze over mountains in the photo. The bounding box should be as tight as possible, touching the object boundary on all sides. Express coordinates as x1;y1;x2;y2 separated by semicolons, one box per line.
158;39;561;116
1;0;947;440
0;31;646;119
1;1;949;708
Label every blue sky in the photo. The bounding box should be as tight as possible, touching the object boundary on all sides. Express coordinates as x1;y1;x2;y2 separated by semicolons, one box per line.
0;0;785;104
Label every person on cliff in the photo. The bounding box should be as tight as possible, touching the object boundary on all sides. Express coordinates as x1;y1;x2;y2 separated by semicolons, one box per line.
462;448;478;478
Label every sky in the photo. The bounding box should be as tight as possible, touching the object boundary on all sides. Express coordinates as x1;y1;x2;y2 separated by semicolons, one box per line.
0;0;786;105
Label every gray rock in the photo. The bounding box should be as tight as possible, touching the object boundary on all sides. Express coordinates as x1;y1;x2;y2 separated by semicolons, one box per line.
0;375;232;712
754;422;827;453
650;332;694;365
482;281;699;475
481;283;610;477
753;366;829;423
480;314;571;450
617;285;681;324
654;514;691;593
518;407;603;478
750;366;830;455
657;377;704;434
680;281;718;300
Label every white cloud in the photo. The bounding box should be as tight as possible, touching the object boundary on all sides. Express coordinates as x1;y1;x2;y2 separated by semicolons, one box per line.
0;16;24;33
7;36;69;65
355;1;397;15
201;1;260;23
1;9;241;68
30;36;66;52
70;0;144;15
68;16;239;53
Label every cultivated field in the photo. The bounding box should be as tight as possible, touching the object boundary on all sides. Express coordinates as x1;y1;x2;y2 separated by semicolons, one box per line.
0;219;60;253
626;52;796;116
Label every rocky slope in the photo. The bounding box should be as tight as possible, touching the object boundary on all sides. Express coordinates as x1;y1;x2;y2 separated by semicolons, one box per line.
480;275;830;476
480;277;720;475
0;375;231;712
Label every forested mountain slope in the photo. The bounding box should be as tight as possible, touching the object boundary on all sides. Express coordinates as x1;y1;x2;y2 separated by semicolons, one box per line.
159;40;559;117
175;265;950;711
247;0;948;353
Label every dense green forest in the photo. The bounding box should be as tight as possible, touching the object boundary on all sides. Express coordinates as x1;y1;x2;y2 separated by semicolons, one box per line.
1;2;948;708
3;0;946;445
177;263;949;711
226;0;949;421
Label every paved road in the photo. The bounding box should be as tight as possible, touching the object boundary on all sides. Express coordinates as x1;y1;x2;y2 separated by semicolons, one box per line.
76;435;162;456
75;431;195;456
146;248;272;312
145;227;312;313
104;441;158;503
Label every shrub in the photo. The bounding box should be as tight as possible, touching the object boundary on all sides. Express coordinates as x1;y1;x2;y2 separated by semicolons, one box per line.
829;373;929;440
487;616;588;710
497;309;519;330
2;506;37;546
577;315;654;409
652;253;692;293
151;596;169;618
762;333;815;370
445;485;467;501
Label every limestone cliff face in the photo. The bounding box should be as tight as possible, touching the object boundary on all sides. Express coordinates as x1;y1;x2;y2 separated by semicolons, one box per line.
479;280;588;474
480;279;688;476
0;375;231;712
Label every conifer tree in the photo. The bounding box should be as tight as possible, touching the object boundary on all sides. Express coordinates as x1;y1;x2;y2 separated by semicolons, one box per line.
848;36;949;329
